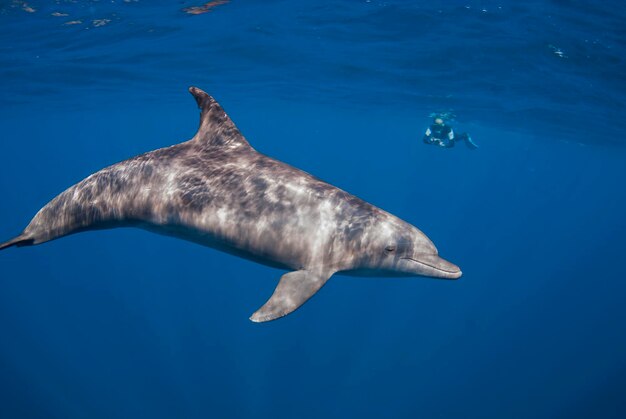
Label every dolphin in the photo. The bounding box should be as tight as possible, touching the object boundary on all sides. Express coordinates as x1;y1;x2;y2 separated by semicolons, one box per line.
0;87;461;322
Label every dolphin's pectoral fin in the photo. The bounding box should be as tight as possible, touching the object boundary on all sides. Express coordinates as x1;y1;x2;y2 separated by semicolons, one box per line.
250;270;332;323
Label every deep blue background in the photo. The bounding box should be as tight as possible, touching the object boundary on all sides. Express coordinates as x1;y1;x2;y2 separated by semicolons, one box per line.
1;1;625;418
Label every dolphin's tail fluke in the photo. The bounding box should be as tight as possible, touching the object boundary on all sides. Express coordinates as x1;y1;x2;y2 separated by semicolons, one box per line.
0;233;33;251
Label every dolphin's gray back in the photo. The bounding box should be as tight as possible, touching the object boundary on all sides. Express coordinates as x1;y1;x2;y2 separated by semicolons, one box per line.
22;137;385;271
141;143;387;271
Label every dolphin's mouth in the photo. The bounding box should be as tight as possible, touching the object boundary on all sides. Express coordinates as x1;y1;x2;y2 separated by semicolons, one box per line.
401;255;462;279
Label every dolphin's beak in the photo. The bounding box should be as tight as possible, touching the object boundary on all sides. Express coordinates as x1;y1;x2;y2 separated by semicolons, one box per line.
402;254;462;279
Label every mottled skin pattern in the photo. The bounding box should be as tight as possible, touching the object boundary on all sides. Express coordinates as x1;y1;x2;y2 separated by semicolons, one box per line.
0;87;461;322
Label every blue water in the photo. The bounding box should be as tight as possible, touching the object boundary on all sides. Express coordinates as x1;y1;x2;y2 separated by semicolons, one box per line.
1;1;625;418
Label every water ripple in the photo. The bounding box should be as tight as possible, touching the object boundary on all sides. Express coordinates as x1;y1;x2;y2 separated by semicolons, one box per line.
1;0;624;145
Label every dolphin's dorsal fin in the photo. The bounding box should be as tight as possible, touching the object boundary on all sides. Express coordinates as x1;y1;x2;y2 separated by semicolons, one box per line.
188;86;250;149
249;269;333;322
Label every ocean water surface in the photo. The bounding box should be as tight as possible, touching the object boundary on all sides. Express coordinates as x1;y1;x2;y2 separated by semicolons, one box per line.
1;1;625;418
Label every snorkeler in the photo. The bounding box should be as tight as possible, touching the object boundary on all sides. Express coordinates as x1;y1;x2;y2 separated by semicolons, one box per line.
423;115;478;149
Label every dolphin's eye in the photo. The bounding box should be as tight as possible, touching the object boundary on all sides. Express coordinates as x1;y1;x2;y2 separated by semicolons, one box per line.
385;245;396;253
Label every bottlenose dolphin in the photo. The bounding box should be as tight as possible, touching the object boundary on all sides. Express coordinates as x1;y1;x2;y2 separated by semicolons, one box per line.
0;87;461;322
